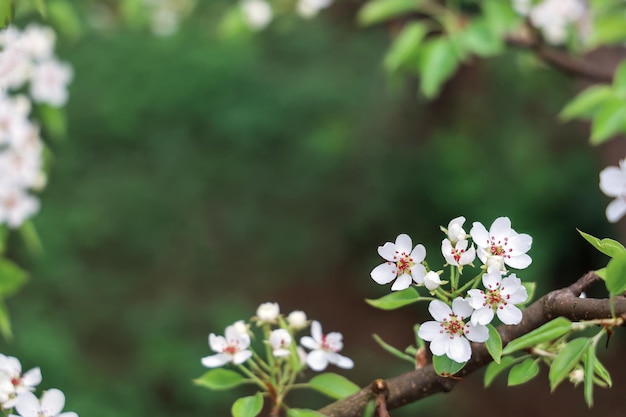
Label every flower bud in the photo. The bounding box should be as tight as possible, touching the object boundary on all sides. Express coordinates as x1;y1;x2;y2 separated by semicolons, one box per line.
287;310;308;329
256;302;280;323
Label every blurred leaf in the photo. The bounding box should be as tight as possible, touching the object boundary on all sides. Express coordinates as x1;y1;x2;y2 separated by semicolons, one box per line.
194;369;247;390
482;0;518;36
605;252;626;295
577;229;626;258
590;15;626;46
508;358;539;386
433;354;465;376
38;104;67;141
32;0;46;16
549;337;589;391
372;333;415;364
19;220;44;258
613;59;626;96
0;258;28;298
584;348;594;407
559;85;614;121
218;7;250;40
460;19;503;57
309;373;360;400
357;0;421;26
418;37;459;98
590;97;626;145
365;287;420;310
0;299;12;340
484;355;516;387
232;392;263;417
0;226;7;255
384;22;428;73
48;0;82;39
0;0;12;28
502;317;572;355
486;324;502;364
287;409;326;417
363;400;377;417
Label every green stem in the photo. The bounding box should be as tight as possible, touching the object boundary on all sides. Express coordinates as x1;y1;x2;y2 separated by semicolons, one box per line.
237;364;267;390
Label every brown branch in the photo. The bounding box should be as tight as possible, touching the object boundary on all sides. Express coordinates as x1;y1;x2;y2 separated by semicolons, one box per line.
318;272;626;417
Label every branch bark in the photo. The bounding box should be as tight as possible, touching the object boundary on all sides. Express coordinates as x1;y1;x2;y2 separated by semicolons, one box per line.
318;272;626;417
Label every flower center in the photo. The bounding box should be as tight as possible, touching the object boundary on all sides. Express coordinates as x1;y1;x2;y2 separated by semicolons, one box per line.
320;334;338;352
449;247;465;263
489;236;513;258
479;288;511;309
440;314;470;338
394;252;415;275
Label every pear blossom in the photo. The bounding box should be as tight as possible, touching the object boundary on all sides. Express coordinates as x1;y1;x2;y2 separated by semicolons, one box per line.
9;389;77;417
0;187;40;229
241;0;273;30
269;329;292;357
418;298;489;363
599;159;626;223
423;270;443;291
440;216;468;244
256;302;279;323
512;0;588;45
201;323;252;367
466;266;528;326
0;355;41;409
470;217;532;271
29;59;73;107
300;321;353;371
296;0;333;18
287;310;308;330
371;234;427;291
441;238;476;268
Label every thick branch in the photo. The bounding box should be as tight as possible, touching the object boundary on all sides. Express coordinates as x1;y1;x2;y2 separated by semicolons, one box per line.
318;272;626;417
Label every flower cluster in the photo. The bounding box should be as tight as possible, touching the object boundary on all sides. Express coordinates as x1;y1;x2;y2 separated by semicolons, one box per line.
512;0;589;45
599;158;626;223
0;354;77;417
371;217;531;363
239;0;334;30
0;24;72;228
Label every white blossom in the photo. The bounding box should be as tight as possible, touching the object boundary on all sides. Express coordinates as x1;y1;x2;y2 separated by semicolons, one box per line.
241;0;273;30
9;389;77;417
300;321;353;371
441;238;476;268
201;323;252;367
600;159;626;223
296;0;333;18
0;354;41;409
423;270;443;291
470;217;532;272
513;0;588;45
269;329;292;357
287;310;308;330
371;234;427;291
418;298;488;363
29;59;73;107
256;302;280;323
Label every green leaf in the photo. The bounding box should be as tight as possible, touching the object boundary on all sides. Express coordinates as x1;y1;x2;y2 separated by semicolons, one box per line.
0;0;12;28
460;19;504;57
577;229;626;258
365;287;420;310
232;392;263;417
590;15;626;46
482;0;518;37
372;333;415;364
0;258;28;298
520;282;536;306
362;400;377;417
287;409;326;417
583;348;594;407
502;317;572;355
31;0;47;17
590;97;626;145
549;337;590;391
485;324;502;364
605;252;626;295
559;85;614;121
309;373;360;400
0;226;8;255
432;354;465;376
357;0;421;26
194;369;246;391
417;37;459;98
508;358;539;386
38;105;67;141
47;0;83;39
384;22;428;73
613;59;626;96
19;220;44;258
484;355;516;387
592;352;612;387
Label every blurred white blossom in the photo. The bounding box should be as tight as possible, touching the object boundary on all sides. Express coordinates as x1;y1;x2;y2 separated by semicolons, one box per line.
297;0;333;19
513;0;588;45
241;0;273;30
142;0;196;37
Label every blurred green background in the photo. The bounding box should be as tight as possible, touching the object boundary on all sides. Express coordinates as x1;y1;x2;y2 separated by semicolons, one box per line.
3;1;623;416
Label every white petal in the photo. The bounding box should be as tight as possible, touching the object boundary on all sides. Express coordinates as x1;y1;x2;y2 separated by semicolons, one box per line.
606;198;626;223
441;239;453;259
497;304;523;325
505;253;532;269
201;353;231;368
21;367;41;387
482;268;502;290
470;222;489;247
377;242;397;262
424;271;442;291
471;307;494;326
509;233;532;254
311;320;322;343
15;391;39;417
451;298;473;319
395;234;412;254
306;350;329;371
428;333;450;356
409;264;426;284
410;244;426;262
417;321;443;341
600;166;626;197
58;413;78;417
209;334;226;352
370;262;397;284
300;336;319;350
501;275;528;304
391;273;411;291
447;336;471;363
428;300;451;322
465;323;489;342
327;352;354;369
490;217;512;238
459;246;476;265
232;350;252;365
41;389;66;416
466;289;485;309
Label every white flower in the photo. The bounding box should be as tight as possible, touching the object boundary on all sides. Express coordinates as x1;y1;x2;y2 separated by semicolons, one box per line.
418;298;488;363
296;0;332;18
470;217;532;271
466;266;528;326
269;329;292;357
423;271;443;291
441;216;468;244
29;59;73;107
201;323;252;368
441;238;476;268
241;0;272;30
0;187;40;229
0;355;41;409
515;0;587;45
370;234;427;291
9;389;77;417
287;310;307;330
300;321;353;371
600;159;626;223
256;302;279;323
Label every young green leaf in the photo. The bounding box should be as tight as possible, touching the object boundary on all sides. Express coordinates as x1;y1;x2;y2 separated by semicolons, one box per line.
309;373;360;400
460;19;503;57
577;229;626;258
549;337;590;391
194;369;247;391
612;59;626;96
590;97;626;145
502;317;572;355
605;252;626;295
0;0;11;28
384;22;428;73
584;348;594;407
482;0;519;36
520;282;536;306
432;354;465;376
559;85;613;121
508;358;539;386
0;299;12;340
372;334;415;364
591;352;612;387
417;37;459;99
486;324;502;364
287;409;327;417
357;0;421;26
484;355;517;387
365;287;420;310
232;392;263;417
0;259;28;298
